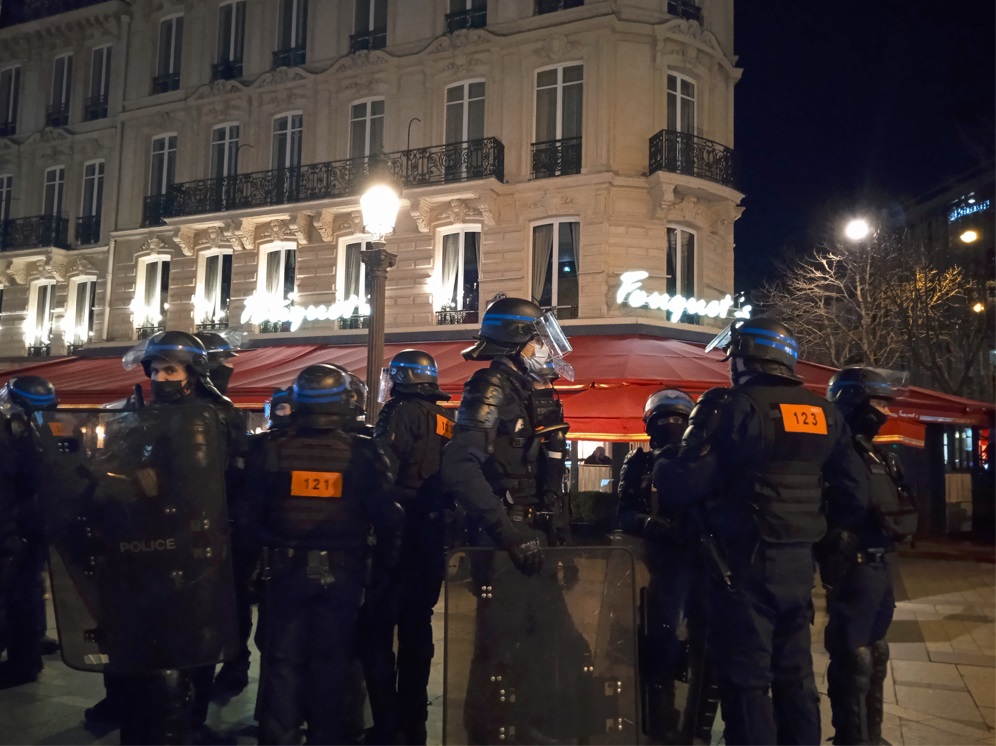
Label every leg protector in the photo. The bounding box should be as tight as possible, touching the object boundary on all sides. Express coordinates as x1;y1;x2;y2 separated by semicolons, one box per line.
827;646;873;745
867;640;890;745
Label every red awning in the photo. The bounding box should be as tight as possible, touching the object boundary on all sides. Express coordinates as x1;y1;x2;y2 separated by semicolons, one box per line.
2;336;992;434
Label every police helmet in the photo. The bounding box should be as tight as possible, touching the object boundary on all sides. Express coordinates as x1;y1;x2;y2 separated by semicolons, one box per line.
264;386;294;429
194;330;241;369
389;349;439;386
727;318;799;372
134;331;211;379
1;376;58;413
827;367;899;415
462;297;542;360
292;364;362;415
643;388;694;447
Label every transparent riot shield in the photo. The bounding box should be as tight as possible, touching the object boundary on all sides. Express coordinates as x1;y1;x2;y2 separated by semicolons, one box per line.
444;546;639;745
31;405;238;674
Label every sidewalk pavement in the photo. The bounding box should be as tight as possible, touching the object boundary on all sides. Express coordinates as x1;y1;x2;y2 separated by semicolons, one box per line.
0;547;993;745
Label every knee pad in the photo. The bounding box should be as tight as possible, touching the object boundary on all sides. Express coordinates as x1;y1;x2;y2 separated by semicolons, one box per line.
870;639;889;668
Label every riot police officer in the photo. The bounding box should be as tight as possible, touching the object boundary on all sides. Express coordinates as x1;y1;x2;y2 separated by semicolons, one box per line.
620;388;718;742
655;318;869;745
0;376;58;689
821;368;917;745
364;349;453;744
241;364;403;745
441;297;591;744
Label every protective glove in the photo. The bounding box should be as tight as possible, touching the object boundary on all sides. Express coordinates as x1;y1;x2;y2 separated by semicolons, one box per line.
504;525;544;577
641;515;676;543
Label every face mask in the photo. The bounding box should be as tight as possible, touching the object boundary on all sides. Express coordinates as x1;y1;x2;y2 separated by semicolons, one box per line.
852;400;889;437
151;379;188;404
522;339;555;380
647;419;688;450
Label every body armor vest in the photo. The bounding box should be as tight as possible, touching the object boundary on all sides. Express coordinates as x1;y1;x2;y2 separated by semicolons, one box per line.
738;385;836;543
376;397;452;493
488;366;542;502
259;428;373;551
856;436;918;541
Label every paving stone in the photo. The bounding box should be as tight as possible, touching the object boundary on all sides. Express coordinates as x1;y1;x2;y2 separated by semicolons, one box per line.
930;650;996;668
980;706;995;729
895;684;986;724
900;719;994;745
889;641;931;662
959;664;996;710
891;659;966;690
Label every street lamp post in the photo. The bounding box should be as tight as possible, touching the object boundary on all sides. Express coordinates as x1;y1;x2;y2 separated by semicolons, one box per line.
359;165;401;422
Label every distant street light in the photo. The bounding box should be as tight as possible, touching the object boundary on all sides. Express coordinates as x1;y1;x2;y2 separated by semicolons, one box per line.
844;218;871;242
960;230;979;243
359;156;401;422
973;302;985;313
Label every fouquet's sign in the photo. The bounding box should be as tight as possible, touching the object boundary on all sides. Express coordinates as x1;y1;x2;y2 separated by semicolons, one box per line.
240;292;371;332
615;271;752;323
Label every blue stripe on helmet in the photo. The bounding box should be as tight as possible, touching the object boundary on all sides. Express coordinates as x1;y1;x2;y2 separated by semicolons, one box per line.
740;326;798;351
392;361;438;376
293;381;349;401
15;390;56;404
482;313;537;324
751;336;799;359
146;343;205;356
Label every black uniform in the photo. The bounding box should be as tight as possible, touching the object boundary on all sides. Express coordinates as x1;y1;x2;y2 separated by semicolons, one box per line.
656;376;868;745
364;392;453;743
820;435;914;745
243;411;403;744
441;360;590;743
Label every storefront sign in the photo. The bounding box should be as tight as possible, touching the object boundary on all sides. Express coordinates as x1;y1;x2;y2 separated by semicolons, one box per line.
615;271;751;323
240;292;370;332
949;199;990;222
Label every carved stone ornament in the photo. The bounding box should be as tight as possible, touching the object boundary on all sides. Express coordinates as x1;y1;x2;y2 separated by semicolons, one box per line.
655;21;736;76
253;67;309;87
412;199;434;234
68;257;98;277
426;30;487;56
36;256;66;283
141;235;171;256
313;210;337;243
0;259;25;286
173;227;195;257
223;219;254;250
291;212;315;245
205;226;224;249
534;34;582;61
266;219;290;242
334;211;363;237
328;51;390;75
525;191;575;214
341;76;387;96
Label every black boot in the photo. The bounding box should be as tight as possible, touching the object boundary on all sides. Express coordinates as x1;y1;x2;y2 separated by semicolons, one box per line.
867;640;890;745
212;659;250;700
827;646;873;745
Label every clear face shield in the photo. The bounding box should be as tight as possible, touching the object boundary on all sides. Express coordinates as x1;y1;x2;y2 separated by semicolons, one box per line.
526;311;575;382
121;339;151;371
865;368;910;406
377;367;393;404
704;319;745;359
206;329;249;360
0;383;14;416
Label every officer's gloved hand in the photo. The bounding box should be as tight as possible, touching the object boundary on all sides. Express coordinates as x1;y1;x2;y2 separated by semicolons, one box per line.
504;525;544;577
641;515;675;543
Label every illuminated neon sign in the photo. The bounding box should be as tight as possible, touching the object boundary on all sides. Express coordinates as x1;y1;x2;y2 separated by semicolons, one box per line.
240;292;370;332
616;271;752;323
949;200;990;222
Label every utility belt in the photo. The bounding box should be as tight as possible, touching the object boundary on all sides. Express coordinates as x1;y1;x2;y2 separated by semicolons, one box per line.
856;547;889;565
261;545;368;583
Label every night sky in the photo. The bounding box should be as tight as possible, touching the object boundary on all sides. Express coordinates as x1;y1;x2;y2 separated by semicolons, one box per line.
732;1;996;293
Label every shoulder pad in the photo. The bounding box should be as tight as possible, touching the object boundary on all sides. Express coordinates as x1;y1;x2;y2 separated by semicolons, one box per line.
462;368;507;407
679;387;734;458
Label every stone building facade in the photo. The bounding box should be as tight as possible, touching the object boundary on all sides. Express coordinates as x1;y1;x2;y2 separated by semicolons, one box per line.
0;0;742;358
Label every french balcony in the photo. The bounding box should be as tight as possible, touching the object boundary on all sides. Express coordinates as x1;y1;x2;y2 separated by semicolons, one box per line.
259;320;292;334
272;45;306;69
26;344;51;357
349;28;386;53
136;325;165;340
0;215;69;251
446;5;486;32
66;342;87;355
141;137;506;224
648;129;735;189
1;0;106;27
436;308;479;326
667;0;702;22
75;215;101;245
338;314;369;331
196;319;231;331
535;0;583;14
151;72;181;95
531;136;581;179
211;59;243;81
46;103;69;127
0;120;15;137
83;93;108;121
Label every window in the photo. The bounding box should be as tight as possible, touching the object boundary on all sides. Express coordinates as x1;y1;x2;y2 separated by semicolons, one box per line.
349;99;384;159
531;219;579;318
86;45;111;120
77;160;104;244
533;64;582;177
26;281;56;349
272;113;302;170
275;0;307;67
447;0;487;32
337;239;370;306
666;226;696;298
667;73;695;134
437;228;480;323
445;81;485;144
211;124;240;179
66;277;97;346
943;427;975;472
1;65;21;135
154;15;184;93
215;1;245;80
196;250;233;327
43;166;65;216
48;53;72;126
351;0;386;52
535;0;584;15
133;257;171;331
150;134;177;196
0;174;11;222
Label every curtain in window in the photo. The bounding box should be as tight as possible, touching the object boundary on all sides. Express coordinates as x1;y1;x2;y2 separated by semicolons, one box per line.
440;234;460;308
344;243;362;299
144;262;159;316
204;255;220;319
532;224;554;305
265;251;282;296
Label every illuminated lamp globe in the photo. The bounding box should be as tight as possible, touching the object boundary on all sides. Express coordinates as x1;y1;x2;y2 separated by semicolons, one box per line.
360;183;401;241
960;230;979;243
844;219;871;241
973;302;985;313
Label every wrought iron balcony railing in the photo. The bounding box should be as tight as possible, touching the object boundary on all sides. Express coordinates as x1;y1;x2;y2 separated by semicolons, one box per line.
46;103;69;127
531;137;581;179
141;137;506;224
0;0;106;27
83;93;108;121
0;216;69;251
648;129;734;188
26;344;51;357
338;314;370;331
151;72;181;95
272;46;306;68
259;320;291;334
446;6;486;32
66;342;87;355
535;0;583;14
75;215;101;245
196;320;230;331
350;29;387;53
136;325;165;340
212;59;243;81
667;0;702;22
436;309;479;326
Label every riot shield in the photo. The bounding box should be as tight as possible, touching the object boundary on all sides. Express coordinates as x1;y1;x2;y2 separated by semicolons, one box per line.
444;546;639;745
32;405;238;674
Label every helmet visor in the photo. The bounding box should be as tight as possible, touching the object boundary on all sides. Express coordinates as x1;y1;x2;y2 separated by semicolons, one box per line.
533;311;572;360
865;368;909;399
208;329;249;357
705;320;744;355
378;367;392;403
122;339;151;370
